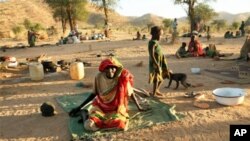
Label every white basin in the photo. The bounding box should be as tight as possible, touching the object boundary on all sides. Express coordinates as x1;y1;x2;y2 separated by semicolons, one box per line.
191;68;201;74
213;88;246;106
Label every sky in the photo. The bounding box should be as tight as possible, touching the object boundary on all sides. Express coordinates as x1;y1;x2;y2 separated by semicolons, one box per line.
115;0;250;18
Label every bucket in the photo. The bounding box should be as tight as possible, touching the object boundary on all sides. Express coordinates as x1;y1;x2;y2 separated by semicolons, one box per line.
70;62;84;80
29;62;44;81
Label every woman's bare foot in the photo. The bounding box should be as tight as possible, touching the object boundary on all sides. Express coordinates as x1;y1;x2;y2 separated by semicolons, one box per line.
155;91;165;98
149;91;165;98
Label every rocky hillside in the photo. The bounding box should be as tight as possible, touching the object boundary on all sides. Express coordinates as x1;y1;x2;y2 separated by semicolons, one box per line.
0;0;130;38
0;0;56;38
215;12;250;23
129;13;164;26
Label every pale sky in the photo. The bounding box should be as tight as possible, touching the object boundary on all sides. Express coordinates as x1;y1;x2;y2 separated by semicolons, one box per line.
115;0;250;18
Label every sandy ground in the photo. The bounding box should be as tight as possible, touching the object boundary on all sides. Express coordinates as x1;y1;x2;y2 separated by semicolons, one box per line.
0;36;250;141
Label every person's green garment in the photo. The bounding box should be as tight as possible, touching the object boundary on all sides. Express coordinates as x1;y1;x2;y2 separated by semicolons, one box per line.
29;35;36;47
176;47;188;57
206;50;216;57
148;40;169;84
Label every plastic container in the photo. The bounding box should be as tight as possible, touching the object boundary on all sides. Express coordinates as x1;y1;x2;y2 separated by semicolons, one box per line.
29;62;44;81
212;87;246;106
70;62;84;80
7;61;18;68
191;68;201;74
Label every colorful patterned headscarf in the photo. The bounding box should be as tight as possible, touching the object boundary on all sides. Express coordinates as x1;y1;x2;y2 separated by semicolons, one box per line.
99;57;123;72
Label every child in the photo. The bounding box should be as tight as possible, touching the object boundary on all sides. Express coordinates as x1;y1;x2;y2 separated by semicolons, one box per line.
148;26;170;98
176;42;188;58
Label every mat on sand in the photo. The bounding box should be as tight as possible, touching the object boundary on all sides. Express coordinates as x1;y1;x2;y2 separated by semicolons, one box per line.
219;53;238;60
204;69;250;84
56;92;182;139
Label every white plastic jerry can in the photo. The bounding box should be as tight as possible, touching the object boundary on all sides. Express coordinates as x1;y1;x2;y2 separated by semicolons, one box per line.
70;62;84;80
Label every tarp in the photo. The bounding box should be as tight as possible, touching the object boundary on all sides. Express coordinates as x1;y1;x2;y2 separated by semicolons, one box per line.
56;92;183;139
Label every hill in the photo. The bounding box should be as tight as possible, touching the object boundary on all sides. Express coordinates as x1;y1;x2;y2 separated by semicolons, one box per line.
215;12;250;23
0;0;56;38
170;12;250;24
0;0;132;38
129;13;164;26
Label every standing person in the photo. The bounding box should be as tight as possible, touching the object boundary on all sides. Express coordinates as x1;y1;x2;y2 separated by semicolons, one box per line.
239;21;245;37
172;18;178;33
148;26;170;98
28;29;38;47
171;18;178;43
27;30;32;46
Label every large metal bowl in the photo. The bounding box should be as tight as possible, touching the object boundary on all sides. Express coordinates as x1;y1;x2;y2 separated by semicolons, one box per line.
212;88;246;106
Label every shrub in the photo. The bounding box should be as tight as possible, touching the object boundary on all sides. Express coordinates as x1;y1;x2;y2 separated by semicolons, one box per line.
23;19;33;30
12;26;24;35
33;23;44;32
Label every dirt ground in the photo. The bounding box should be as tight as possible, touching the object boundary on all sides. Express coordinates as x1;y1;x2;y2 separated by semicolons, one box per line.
0;35;250;141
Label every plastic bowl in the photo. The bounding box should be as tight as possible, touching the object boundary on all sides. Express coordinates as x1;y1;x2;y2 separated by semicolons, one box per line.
191;68;201;74
212;87;246;106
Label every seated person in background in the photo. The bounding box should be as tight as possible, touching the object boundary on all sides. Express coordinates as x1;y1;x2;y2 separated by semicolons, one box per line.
188;35;204;57
235;31;241;38
85;32;89;40
204;44;219;58
67;35;74;44
230;32;234;38
204;44;233;58
176;42;188;58
58;37;64;45
72;35;80;43
142;34;147;40
224;31;231;39
133;31;141;40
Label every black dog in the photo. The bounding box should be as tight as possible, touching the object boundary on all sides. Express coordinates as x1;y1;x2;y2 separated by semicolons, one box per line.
165;72;191;89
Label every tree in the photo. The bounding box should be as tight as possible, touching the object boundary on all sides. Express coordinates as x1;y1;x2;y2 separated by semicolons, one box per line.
23;19;33;30
194;3;217;25
173;0;215;32
45;0;88;33
52;6;68;34
91;0;119;37
91;0;118;26
12;26;24;35
23;19;44;32
231;21;240;30
211;19;227;31
245;16;250;26
162;18;172;31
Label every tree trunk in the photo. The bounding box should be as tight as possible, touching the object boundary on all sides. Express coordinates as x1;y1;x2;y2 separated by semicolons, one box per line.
102;0;109;25
60;6;66;34
62;19;67;34
66;5;74;31
102;0;109;38
188;0;195;32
